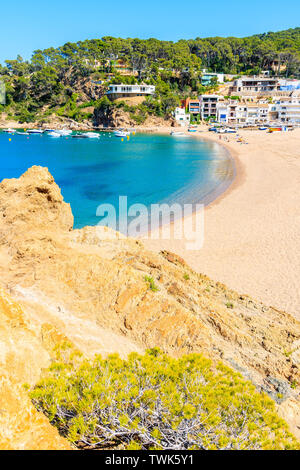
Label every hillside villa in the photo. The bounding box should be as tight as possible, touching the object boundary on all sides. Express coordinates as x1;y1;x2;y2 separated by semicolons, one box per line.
201;71;224;86
230;77;280;94
106;84;155;100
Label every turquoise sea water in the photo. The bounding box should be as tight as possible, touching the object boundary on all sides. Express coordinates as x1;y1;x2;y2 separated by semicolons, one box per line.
0;131;234;230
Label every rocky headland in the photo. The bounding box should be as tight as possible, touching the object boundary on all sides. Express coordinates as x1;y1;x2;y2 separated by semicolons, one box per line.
0;166;299;448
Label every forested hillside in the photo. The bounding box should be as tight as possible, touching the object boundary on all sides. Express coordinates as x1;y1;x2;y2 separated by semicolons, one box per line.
0;28;299;124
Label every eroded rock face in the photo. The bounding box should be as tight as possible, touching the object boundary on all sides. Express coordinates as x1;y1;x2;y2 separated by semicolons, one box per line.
0;287;71;450
0;166;73;234
0;166;299;445
93;105;175;128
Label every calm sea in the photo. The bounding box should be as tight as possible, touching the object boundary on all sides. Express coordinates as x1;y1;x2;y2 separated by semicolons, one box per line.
0;131;234;229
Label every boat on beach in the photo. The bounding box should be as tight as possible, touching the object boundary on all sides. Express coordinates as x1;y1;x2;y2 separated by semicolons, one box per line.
170;131;185;136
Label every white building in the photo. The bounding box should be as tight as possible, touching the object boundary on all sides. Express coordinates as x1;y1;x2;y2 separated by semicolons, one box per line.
216;101;269;125
216;103;229;123
106;84;155;100
276;98;300;124
174;107;190;126
231;77;279;94
278;79;300;91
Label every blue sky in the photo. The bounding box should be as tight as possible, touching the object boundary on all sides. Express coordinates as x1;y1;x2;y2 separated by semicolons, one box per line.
0;0;299;64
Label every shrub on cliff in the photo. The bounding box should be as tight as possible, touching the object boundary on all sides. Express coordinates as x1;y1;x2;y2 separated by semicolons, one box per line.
30;347;298;450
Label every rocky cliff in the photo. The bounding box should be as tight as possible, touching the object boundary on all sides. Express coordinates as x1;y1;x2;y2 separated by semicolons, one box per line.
0;166;299;448
93;105;175;128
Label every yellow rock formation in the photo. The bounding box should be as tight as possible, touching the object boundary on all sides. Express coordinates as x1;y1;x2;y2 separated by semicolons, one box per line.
0;166;299;448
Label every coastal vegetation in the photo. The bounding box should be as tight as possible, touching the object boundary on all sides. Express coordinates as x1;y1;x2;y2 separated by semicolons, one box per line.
0;28;299;125
144;275;159;292
30;346;299;450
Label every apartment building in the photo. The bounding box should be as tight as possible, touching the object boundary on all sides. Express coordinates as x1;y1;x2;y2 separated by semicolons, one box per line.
276;98;300;124
199;95;219;119
185;98;201;115
216;101;269;125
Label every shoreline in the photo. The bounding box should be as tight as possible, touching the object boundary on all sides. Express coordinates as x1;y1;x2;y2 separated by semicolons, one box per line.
1;122;299;318
143;128;300;320
137;136;236;236
196;134;245;211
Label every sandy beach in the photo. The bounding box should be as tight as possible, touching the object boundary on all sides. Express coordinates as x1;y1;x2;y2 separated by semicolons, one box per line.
143;128;300;319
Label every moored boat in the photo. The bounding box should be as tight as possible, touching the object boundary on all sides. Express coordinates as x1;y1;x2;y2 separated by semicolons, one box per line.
49;132;61;138
71;133;88;139
27;129;44;134
114;131;129;137
84;132;100;139
56;129;72;136
3;128;15;133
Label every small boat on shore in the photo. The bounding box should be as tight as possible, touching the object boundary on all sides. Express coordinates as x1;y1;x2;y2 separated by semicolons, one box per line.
170;131;185;136
268;126;284;133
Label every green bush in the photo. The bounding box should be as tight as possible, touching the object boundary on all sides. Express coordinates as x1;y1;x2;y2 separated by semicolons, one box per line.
144;275;159;292
30;347;298;450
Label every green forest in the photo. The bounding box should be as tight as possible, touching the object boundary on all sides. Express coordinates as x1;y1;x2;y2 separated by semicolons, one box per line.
0;28;299;124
